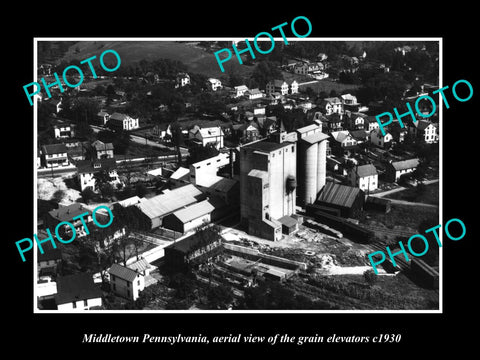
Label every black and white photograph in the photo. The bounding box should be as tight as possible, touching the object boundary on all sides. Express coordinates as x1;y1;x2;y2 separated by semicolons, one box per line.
7;6;478;355
33;38;442;312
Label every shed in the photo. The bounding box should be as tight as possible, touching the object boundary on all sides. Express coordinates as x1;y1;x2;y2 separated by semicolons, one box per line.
315;181;365;218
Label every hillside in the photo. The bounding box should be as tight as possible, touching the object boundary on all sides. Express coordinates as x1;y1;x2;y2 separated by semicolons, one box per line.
58;40;254;80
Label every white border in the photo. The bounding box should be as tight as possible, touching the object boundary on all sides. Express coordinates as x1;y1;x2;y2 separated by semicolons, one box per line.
33;37;442;314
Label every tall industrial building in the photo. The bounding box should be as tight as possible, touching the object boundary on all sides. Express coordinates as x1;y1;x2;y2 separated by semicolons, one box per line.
240;131;298;241
295;124;329;205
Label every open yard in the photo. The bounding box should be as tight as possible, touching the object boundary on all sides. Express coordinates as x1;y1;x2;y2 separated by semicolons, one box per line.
385;182;439;205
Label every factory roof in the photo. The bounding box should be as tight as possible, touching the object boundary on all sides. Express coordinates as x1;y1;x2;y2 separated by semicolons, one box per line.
136;184;203;220
171;199;215;224
296;124;320;134
278;215;298;228
301;131;330;144
116;196;141;208
317;181;362;208
197;175;238;193
170;166;190;180
243;139;292;153
248;169;268;180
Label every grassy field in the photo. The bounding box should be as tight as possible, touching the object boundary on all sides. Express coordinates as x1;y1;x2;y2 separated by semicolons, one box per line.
385;182;439;205
61;41;252;80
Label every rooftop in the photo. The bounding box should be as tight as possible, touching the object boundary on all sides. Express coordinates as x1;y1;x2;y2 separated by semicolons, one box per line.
76;158;117;174
136;184;203;220
109;263;139;282
55;273;102;305
301;131;330;144
171;199;215;224
128;258;151;273
48;203;89;223
355;164;378;177
317;181;362;208
390;158;420;171
42;143;68;155
243;139;292;153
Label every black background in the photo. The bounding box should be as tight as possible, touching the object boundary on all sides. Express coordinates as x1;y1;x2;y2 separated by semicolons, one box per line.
6;3;478;356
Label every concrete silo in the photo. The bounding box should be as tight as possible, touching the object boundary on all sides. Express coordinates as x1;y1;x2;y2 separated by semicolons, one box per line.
296;124;330;206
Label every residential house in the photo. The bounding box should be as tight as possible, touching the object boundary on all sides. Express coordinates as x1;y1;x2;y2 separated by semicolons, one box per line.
323;113;343;132
344;111;366;130
294;61;324;75
410;120;438;144
152;123;172;140
390;121;408;143
364;116;380;133
385;158;420;182
370;128;393;148
53;122;76;139
245;88;263;100
232;123;260;143
289;80;299;94
55;273;102;310
41;144;69;168
207;78;222;91
109;263;145;301
330;130;358;148
188;126;224;149
76;158;121;192
96;110;110;125
37;247;62;277
341;93;358;106
266;80;289;96
108;112;139;131
233;85;249;98
175;72;190;88
349;164;378;192
349;129;369;144
91;140;114;159
45;203;94;238
319;97;343;115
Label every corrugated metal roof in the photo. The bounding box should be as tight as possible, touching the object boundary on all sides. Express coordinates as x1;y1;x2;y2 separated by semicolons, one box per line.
136;184;202;220
109;263;139;282
317;182;361;208
170;167;190;180
172;199;215;223
391;158;419;171
128;258;151;273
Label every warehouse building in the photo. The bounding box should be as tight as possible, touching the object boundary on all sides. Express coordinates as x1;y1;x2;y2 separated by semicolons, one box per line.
315;181;365;218
135;184;205;229
162;199;216;234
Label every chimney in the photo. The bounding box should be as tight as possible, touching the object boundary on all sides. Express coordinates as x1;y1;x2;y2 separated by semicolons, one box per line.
229;148;234;179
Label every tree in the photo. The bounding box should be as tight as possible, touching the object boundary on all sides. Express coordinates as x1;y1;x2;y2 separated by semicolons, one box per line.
206;284;234;310
364;269;378;286
99;182;115;200
52;189;65;203
135;183;148;198
81;187;95;204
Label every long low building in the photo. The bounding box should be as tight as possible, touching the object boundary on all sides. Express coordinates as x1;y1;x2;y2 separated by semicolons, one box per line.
135;184;205;229
162;199;216;234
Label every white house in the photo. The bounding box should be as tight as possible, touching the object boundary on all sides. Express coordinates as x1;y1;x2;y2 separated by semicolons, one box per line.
320;97;343;115
266;80;289;96
410;120;439;144
175;72;190;88
341;93;358;106
189;126;224;149
386;158;420;182
41;144;69;168
349;164;378;192
370;128;393;148
207;78;222;91
76;158;121;192
330;130;358;148
345;111;366;130
289;80;299;94
96;110;110;125
364;116;380;133
245;88;263;100
233;85;249;98
53;123;76;139
109;263;145;301
55;273;102;310
108;112;139;131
